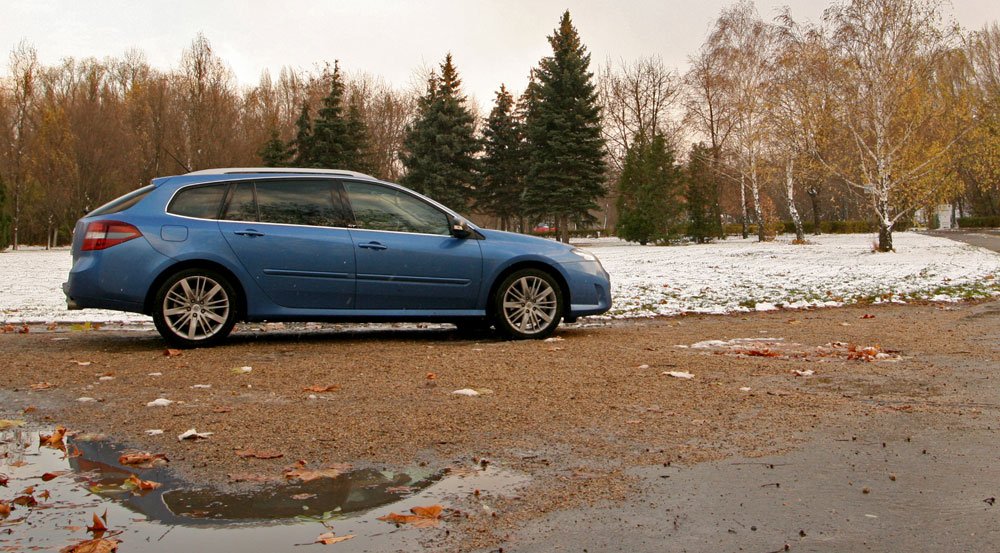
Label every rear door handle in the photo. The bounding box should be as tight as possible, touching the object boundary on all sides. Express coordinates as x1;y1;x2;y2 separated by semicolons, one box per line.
358;241;387;251
234;230;264;237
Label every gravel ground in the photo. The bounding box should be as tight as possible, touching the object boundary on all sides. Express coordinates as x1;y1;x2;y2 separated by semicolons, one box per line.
0;301;985;550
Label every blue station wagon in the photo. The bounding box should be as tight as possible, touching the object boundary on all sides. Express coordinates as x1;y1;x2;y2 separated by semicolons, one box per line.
64;168;612;347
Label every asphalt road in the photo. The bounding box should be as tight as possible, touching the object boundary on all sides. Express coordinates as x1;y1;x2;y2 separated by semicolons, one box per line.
486;300;1000;552
928;228;1000;253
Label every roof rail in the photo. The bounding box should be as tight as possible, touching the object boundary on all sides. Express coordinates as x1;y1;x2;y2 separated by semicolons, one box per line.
185;167;376;179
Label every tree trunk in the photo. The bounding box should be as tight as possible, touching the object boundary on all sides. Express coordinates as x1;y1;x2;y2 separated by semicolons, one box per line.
558;214;570;244
876;195;894;252
785;160;805;243
808;188;821;235
749;163;764;242
739;174;749;239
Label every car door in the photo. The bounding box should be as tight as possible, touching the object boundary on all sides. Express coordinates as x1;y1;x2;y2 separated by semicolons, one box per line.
342;180;482;311
219;179;357;310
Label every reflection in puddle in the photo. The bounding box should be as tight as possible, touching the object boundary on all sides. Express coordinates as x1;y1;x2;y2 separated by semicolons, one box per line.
69;438;443;524
1;429;528;552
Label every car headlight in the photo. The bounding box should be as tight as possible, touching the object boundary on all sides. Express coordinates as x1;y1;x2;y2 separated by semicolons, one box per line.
571;248;598;262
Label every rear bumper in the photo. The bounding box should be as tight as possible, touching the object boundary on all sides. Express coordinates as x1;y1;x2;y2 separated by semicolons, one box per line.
62;282;81;310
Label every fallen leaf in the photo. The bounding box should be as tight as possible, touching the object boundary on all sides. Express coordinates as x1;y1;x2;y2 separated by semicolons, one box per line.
144;429;164;436
303;384;341;393
118;452;169;467
17;325;29;334
190;384;211;389
232;366;253;374
30;382;55;390
178;429;212;441
41;471;66;481
41;426;67;447
861;314;876;319
72;360;93;367
377;504;444;527
20;485;34;495
235;449;284;460
793;369;815;377
39;490;51;500
163;349;182;357
146;398;174;407
22;405;36;414
60;538;119;553
12;494;36;507
0;420;25;430
315;532;354;545
425;372;437;380
452;388;480;397
125;474;161;491
211;406;232;413
291;493;316;500
663;371;695;379
87;512;108;534
0;501;10;519
0;475;7;486
283;460;350;482
77;397;98;403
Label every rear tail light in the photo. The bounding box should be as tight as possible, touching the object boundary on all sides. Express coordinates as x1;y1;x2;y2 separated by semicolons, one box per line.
82;221;142;251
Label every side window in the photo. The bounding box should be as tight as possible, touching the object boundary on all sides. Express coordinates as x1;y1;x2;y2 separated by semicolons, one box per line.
167;184;227;219
222;182;257;221
343;182;449;235
254;180;348;227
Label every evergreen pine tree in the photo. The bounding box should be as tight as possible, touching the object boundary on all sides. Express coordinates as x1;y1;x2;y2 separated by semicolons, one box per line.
400;54;480;209
684;143;722;243
523;11;607;243
344;93;373;173
616;134;684;245
290;103;314;166
311;62;351;169
259;128;291;167
479;84;527;231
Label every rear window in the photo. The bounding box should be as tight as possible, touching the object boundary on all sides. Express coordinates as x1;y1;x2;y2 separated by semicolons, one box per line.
168;184;228;219
87;185;155;217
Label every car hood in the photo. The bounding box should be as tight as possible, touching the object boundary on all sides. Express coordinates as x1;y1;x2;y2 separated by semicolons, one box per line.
477;228;576;255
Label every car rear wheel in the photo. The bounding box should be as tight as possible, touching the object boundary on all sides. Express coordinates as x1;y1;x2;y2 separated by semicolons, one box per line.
153;269;237;348
493;269;563;340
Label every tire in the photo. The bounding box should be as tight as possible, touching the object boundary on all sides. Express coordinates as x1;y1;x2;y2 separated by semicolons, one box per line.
492;269;564;340
152;268;238;348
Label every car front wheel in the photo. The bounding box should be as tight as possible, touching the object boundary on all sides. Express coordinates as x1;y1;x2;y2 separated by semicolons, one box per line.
493;269;563;339
153;269;237;348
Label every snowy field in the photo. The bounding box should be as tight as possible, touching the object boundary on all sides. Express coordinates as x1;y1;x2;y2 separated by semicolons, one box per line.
1;232;998;324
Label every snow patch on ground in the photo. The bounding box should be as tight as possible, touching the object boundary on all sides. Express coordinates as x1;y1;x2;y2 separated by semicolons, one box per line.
574;232;1000;318
1;232;998;324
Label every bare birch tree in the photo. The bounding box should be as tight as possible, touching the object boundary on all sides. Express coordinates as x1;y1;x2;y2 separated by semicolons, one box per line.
821;0;963;251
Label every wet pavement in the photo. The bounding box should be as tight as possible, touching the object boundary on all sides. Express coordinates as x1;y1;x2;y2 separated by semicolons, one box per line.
927;228;1000;253
480;301;1000;552
0;431;527;552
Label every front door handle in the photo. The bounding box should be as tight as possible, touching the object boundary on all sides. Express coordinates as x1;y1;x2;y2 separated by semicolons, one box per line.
234;229;264;237
358;241;387;251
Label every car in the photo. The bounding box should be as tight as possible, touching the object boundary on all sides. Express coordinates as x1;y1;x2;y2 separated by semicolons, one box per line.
533;223;558;233
64;168;612;347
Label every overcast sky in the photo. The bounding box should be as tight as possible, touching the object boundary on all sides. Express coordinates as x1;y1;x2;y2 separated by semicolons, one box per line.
4;0;1000;108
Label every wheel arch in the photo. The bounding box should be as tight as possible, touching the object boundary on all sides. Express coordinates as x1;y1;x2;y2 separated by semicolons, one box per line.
143;260;248;320
485;260;571;319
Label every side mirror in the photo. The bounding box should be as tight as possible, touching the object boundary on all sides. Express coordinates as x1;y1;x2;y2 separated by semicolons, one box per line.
450;217;471;239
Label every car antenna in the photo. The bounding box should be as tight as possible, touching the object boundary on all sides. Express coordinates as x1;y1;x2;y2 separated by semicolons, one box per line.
162;147;192;173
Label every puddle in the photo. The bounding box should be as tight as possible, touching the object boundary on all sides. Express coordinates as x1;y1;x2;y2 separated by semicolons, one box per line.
1;429;528;552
